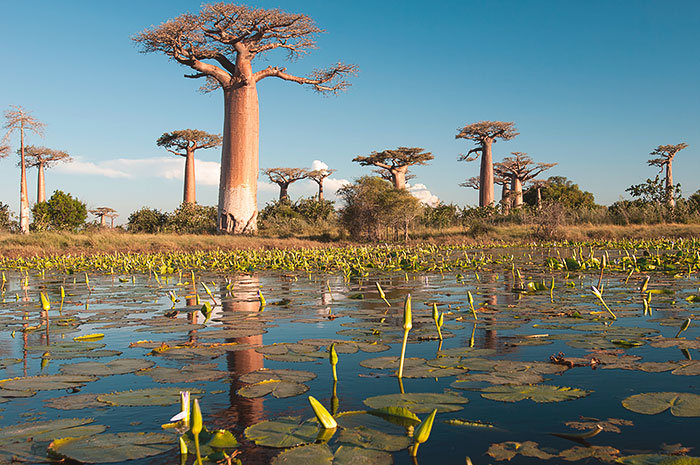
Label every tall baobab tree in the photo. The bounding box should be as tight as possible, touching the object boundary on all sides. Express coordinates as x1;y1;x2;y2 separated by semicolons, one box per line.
90;207;116;227
263;168;309;201
456;121;518;207
2;106;45;234
307;168;336;201
157;129;222;204
494;153;556;208
494;174;512;213
105;212;119;228
647;143;688;207
134;3;357;234
529;179;550;210
352;147;433;190
23;146;72;203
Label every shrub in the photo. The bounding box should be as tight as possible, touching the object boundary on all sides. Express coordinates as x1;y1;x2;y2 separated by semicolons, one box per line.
167;203;217;234
127;207;168;233
31;191;87;231
0;202;17;232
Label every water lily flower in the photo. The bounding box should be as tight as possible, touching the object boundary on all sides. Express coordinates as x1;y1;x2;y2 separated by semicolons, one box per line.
309;395;337;429
411;408;437;456
398;294;412;379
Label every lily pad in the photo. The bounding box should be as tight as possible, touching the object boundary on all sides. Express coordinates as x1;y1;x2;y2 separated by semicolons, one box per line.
59;359;154;376
363;392;468;413
368;406;421;428
622;392;700;417
240;368;317;384
135;363;227;383
0;418;105;446
617;455;700;465
49;432;173;463
44;393;108;410
245;417;319;448
98;387;204;407
0;374;98;391
481;385;591;403
337;425;411;451
238;380;308;399
359;356;425;370
559;445;620;462
271;444;392;465
487;441;556;461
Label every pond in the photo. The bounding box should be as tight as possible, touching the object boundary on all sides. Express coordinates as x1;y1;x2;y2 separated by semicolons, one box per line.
0;246;699;464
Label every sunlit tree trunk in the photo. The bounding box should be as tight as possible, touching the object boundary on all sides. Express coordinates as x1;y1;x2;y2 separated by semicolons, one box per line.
501;183;511;214
393;168;408;190
318;180;324;201
184;149;196;204
480;140;494;207
666;162;675;208
37;162;46;203
279;184;289;201
218;81;259;234
536;187;542;210
19;126;29;234
512;177;523;207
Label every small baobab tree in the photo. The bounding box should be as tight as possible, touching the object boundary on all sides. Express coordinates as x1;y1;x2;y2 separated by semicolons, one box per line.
494;153;556;208
263;168;309;201
134;3;357;234
157;129;222;204
529;179;550;210
647;143;688;207
2;106;45;234
456;121;518;207
459;176;480;191
105;212;119;228
307;168;336;200
352;147;433;190
23;146;72;203
90;207;117;227
495;174;512;213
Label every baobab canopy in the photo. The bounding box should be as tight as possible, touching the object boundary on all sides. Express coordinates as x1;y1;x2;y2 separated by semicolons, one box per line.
134;3;357;234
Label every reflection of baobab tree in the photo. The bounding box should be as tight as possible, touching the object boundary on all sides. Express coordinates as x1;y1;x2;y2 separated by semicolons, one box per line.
469;272;518;355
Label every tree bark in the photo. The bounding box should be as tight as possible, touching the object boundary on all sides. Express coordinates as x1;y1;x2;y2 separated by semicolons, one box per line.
19;126;29;234
666;162;675;207
218;83;259;234
99;214;106;227
37;162;46;203
512;177;523;207
479;139;495;207
318;180;324;201
279;184;289;201
184;149;196;204
393;168;408;190
536;187;542;210
501;183;510;214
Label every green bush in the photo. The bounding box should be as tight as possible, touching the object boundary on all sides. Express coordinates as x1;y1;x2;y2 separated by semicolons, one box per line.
0;202;16;232
31;191;87;231
167;203;217;234
127;207;168;233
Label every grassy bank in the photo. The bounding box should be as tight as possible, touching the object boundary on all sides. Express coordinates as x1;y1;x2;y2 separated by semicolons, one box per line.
1;223;700;258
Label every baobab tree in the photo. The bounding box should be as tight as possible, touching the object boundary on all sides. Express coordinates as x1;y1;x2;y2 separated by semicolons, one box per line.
529;179;550;210
494;174;512;213
157;129;222;204
2;106;45;234
459;176;480;191
90;207;116;227
23;146;72;203
134;3;357;234
494;153;556;208
352;147;433;190
307;168;336;200
263;168;309;201
647;143;688;207
105;212;119;228
456;121;518;207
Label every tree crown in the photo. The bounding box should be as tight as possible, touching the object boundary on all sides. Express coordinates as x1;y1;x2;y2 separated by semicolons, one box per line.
22;145;72;168
2;106;45;144
647;143;688;167
494;152;556;182
307;168;336;184
133;3;357;93
353;147;433;171
263;167;309;186
157;129;222;155
456;121;518;161
90;207;116;217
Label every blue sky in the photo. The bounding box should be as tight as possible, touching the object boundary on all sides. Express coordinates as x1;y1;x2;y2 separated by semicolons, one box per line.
1;0;698;224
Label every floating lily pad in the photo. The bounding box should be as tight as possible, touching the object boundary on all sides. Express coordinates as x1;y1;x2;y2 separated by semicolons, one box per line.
271;444;392;465
135;363;227;383
0;374;97;391
559;445;620;462
481;385;591;403
245;416;319;448
671;361;700;376
240;369;316;384
359;356;425;370
98;387;204;407
363;392;468;413
44;393;108;410
617;454;700;464
0;388;36;403
336;425;411;451
0;418;105;446
48;432;173;463
238;380;308;399
60;359;154;376
368;406;421;428
564;417;633;433
487;441;556;461
452;371;543;387
0;358;22;369
622;392;700;417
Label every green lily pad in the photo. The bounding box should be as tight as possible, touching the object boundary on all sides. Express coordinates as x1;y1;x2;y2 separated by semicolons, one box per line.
617;454;700;464
0;418;105;446
59;359;154;376
559;445;620;462
487;441;556;461
0;388;36;403
98;387;204;407
359;356;425;370
271;444;392;465
363;392;468;413
0;374;97;391
336;425;411;451
238;380;308;399
368;406;421;428
622;392;700;417
452;371;543;387
481;385;591;403
48;432;173;463
44;393;108;410
240;369;317;384
135;363;227;383
245;417;319;448
671;361;700;376
0;358;22;369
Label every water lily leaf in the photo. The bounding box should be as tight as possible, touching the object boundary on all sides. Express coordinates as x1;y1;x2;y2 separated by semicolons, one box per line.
363;392;468;413
238;380;308;399
354;342;391;353
245;417;319;448
617;454;700;464
564;417;633;433
368;406;421;428
452;371;543;387
622;392;700;417
98;387;204;407
0;418;104;446
0;374;97;391
135;363;227;383
635;362;680;373
493;360;567;375
481;385;591;403
240;368;316;384
48;349;124;360
336;425;411;451
359;356;425;370
271;443;333;465
559;445;620;462
59;359;154;376
0;358;21;369
400;364;464;379
263;353;321;362
44;393;108;410
671;361;700;376
458;358;498;371
487;441;556;461
334;445;393;465
48;432;173;463
0;388;36;403
437;347;496;358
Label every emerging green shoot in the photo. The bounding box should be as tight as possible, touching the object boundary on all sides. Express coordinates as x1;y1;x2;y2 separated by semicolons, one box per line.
590;286;616;319
376;282;390;306
258;289;266;308
467;291;478;320
411;408;437;456
675;318;691;338
308;395;337;429
329;342;338;381
432;303;443;340
398;294;412;379
201;282;218;306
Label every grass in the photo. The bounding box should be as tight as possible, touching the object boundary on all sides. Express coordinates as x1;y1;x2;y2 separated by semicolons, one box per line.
2;222;700;258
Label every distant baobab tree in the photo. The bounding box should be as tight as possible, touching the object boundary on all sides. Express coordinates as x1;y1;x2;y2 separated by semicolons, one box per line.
307;168;336;200
459;176;480;191
494;152;556;208
353;147;433;190
105;212;119;228
23;146;72;203
263;168;309;201
134;3;357;234
456;121;518;207
2;106;45;234
647;143;688;207
494;174;512;213
157;129;222;204
529;179;550;210
90;207;116;227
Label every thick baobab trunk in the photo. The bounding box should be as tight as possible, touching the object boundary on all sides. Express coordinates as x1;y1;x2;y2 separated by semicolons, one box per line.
512;177;523;207
99;215;106;227
501;183;510;214
479;140;495;207
536;187;542;210
19;128;29;234
279;184;289;201
218;84;259;234
392;168;408;190
317;180;324;201
666;162;675;208
183;149;196;204
37;163;46;203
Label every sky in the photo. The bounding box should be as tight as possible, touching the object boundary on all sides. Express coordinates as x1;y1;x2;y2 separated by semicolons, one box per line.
1;0;699;224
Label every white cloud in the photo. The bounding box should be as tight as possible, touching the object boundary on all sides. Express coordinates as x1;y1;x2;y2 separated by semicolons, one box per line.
55;159;130;178
324;177;351;195
408;183;440;207
311;160;329;171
